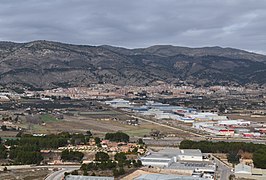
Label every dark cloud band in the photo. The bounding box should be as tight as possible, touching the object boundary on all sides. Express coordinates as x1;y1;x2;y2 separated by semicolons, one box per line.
0;0;265;54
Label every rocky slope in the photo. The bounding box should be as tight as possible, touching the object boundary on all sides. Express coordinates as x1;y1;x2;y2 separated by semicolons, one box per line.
0;40;265;90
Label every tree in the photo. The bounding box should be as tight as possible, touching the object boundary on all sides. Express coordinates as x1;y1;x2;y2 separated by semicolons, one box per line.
61;150;84;162
137;138;144;145
133;160;142;167
71;170;78;175
229;174;235;180
1;125;7;131
64;172;70;177
219;106;226;113
118;167;125;175
95;152;109;162
71;133;86;145
227;151;240;164
86;130;92;137
132;147;138;154
0;145;7;159
105;132;129;142
114;152;127;163
94;137;101;145
253;148;266;169
83;170;88;176
112;168;119;177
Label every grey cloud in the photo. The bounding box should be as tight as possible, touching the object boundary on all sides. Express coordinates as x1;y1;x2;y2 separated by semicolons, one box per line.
0;0;265;53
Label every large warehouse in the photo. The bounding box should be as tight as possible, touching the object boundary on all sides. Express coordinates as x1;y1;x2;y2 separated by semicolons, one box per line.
140;148;203;167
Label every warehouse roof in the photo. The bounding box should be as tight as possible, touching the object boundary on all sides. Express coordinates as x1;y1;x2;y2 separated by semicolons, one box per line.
134;174;206;180
65;175;114;180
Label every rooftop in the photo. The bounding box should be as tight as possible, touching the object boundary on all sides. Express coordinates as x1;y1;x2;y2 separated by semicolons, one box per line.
134;174;206;180
141;149;202;160
65;175;114;180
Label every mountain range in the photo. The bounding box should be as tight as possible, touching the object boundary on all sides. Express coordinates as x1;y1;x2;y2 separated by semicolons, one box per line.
0;40;266;90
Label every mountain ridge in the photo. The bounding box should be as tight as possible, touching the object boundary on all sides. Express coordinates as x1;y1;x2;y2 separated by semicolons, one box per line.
0;40;265;90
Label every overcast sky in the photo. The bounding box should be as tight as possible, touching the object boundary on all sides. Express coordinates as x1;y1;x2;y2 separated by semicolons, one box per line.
0;0;265;54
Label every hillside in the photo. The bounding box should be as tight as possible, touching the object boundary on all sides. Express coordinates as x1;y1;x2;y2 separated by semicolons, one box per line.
0;40;266;90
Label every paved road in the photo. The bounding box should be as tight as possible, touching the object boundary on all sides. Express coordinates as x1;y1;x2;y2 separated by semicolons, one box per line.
45;167;79;180
212;156;232;180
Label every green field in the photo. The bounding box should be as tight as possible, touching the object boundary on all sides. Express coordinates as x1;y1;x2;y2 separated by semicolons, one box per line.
40;114;59;122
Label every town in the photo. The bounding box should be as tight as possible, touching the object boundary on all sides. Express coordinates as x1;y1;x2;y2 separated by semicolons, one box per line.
0;83;266;179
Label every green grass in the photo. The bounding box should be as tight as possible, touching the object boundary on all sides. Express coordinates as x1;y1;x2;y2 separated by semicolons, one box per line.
40;114;58;122
31;124;48;133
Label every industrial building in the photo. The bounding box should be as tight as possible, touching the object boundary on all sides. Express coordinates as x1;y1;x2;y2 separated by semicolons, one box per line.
65;175;114;180
217;119;251;126
140;148;203;167
193;122;235;136
134;174;206;180
104;99;132;108
234;162;266;180
184;112;228;121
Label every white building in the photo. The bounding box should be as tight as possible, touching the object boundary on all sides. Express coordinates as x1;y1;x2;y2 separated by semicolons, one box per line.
235;163;252;175
218;119;251;126
140;148;203;167
185;112;227;121
105;99;131;108
65;175;114;180
0;95;9;102
134;174;206;180
177;149;203;161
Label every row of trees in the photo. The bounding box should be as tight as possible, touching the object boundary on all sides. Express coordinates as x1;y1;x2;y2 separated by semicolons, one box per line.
5;133;69;149
1;132;89;165
180;140;266;168
80;151;142;177
9;145;43;165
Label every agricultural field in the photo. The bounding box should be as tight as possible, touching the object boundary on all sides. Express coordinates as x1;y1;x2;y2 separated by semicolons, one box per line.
0;168;51;180
0;99;194;138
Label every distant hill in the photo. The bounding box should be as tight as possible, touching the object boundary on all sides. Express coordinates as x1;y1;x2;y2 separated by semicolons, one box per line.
0;40;265;90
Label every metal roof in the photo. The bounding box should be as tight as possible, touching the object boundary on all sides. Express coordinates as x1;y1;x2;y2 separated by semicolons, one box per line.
65;175;114;180
134;174;206;180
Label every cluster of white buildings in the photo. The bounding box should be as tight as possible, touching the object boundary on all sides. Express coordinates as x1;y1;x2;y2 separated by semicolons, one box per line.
104;99;266;138
192;118;266;137
193;119;250;137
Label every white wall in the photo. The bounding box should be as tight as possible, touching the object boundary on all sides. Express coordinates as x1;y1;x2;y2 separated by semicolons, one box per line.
178;155;203;161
